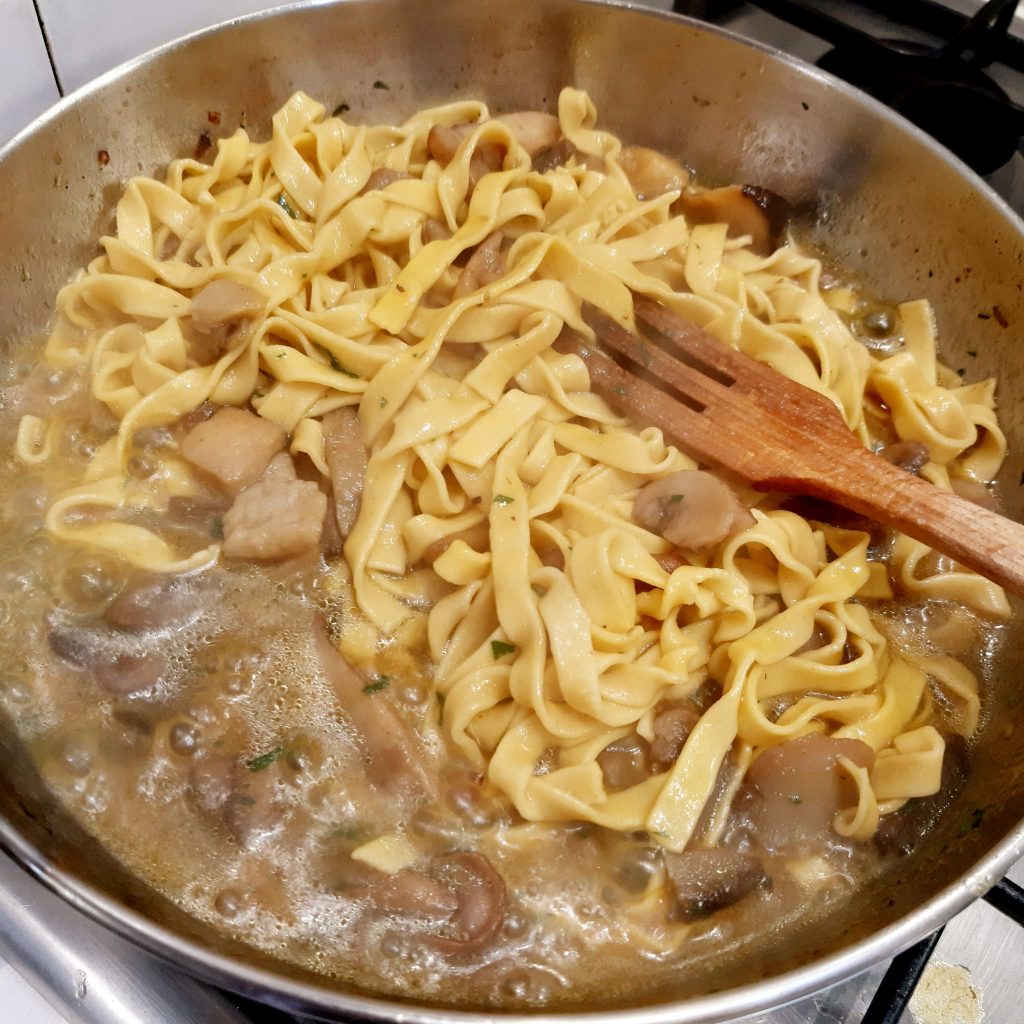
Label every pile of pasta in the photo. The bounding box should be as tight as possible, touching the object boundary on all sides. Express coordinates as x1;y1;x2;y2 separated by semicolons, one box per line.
27;88;1009;851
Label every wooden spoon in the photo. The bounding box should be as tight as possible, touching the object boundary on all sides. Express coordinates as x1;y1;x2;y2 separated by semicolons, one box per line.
576;296;1024;598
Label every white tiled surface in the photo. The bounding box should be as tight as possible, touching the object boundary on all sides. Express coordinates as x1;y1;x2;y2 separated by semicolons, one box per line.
0;965;65;1024
0;0;60;145
35;0;292;94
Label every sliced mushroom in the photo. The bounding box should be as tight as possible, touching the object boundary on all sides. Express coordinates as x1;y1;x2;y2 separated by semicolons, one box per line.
494;111;562;156
360;168;415;194
950;476;1002;513
181;407;287;495
188;280;265;341
597;733;650;791
427;124;473;165
222;453;327;561
427;123;505;189
453;231;505;298
106;575;208;632
653;550;689;574
422;851;507;955
532;138;576;174
633;470;754;552
366;851;506;957
321;407;367;540
165;493;232;530
47;623;166;695
376;868;460;918
746;733;875;850
92;650;167;695
680;184;788;256
314;623;438;800
663;848;768;920
879;440;930;474
649;703;698;770
421;522;490;566
189;757;287;848
421;217;453;244
618;145;689;200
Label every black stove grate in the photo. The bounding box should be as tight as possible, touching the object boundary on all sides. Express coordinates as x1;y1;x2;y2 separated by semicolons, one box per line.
675;0;1024;174
855;877;1024;1023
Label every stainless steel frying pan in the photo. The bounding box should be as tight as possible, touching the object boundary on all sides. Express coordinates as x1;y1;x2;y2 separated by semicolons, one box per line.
1;1;1023;1020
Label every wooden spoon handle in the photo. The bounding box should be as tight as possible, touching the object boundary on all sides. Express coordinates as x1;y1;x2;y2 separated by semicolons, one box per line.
767;446;1024;598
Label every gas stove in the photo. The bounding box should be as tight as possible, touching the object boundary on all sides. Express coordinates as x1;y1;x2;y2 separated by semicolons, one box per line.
1;2;1023;1022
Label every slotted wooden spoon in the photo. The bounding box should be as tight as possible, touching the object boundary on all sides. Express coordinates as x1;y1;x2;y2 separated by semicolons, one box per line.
576;296;1024;598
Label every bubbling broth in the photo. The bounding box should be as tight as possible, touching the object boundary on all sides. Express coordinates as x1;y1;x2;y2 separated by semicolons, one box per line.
0;88;1010;1007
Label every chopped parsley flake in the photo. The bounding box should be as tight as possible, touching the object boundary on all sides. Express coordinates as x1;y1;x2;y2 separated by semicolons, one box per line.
373;80;390;90
362;675;391;695
493;494;513;506
958;806;987;835
669;493;684;504
246;746;283;772
276;193;298;218
332;102;351;117
788;794;803;805
491;639;516;660
210;515;224;540
316;345;358;377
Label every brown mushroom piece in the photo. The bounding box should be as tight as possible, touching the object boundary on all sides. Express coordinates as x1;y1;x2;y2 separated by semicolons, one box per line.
367;851;506;957
618;145;689;200
598;733;650;791
314;623;438;800
189;757;287;849
680;184;789;256
532;138;576;174
420;851;507;956
222;453;327;560
92;651;167;696
493;111;562;156
453;231;505;298
162;493;232;544
649;703;699;770
663;848;769;920
632;470;754;552
321;407;368;540
420;521;490;566
106;574;208;632
373;868;460;918
746;733;875;851
950;476;1002;513
47;624;167;696
427;123;505;189
421;217;453;244
187;280;266;350
879;440;930;474
181;407;287;495
359;168;415;194
427;123;472;165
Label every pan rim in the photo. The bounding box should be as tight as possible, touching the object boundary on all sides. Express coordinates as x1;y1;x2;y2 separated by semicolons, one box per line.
1;0;1022;1020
